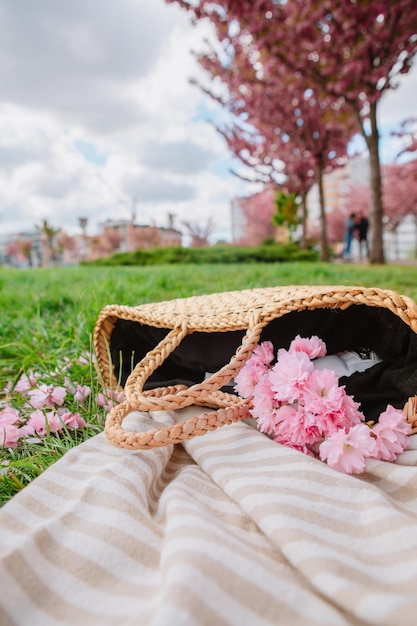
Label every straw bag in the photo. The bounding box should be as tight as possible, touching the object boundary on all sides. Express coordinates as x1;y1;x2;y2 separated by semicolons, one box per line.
94;285;417;450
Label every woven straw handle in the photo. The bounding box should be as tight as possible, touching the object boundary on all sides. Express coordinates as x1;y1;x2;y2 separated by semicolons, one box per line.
104;312;264;449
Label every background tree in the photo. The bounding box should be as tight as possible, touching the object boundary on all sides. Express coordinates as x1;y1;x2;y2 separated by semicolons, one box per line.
272;191;302;241
16;239;33;267
181;218;214;246
78;217;88;237
5;241;19;266
36;219;60;265
104;230;124;254
134;226;165;249
195;18;356;260
56;232;77;265
234;188;277;246
167;0;417;263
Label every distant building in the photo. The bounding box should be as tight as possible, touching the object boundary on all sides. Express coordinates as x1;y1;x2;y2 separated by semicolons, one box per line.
0;231;44;267
231;197;248;242
308;157;370;220
99;219;182;252
0;216;183;267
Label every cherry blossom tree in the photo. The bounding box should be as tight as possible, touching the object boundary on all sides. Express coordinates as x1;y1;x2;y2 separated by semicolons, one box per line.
167;0;417;263
193;14;355;259
234;188;277;245
5;241;19;266
36;219;60;265
56;232;77;265
221;121;318;248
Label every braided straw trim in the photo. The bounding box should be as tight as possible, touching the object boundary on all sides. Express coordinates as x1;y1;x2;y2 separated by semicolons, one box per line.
104;398;252;449
404;396;417;434
124;311;263;412
104;312;263;447
93;313;120;389
123;323;189;406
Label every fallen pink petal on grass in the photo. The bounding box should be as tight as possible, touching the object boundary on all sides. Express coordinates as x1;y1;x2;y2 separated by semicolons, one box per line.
28;384;67;409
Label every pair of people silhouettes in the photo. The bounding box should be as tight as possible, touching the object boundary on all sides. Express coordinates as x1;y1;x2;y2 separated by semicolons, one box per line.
343;212;369;260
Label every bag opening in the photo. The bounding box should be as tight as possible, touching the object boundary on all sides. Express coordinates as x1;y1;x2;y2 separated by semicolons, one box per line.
109;304;417;422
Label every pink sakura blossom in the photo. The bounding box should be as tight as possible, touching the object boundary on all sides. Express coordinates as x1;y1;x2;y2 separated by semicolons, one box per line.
73;384;91;404
46;411;65;433
234;362;263;398
250;341;275;367
0;423;20;448
251;378;280;433
319;424;377;474
14;371;40;394
270;350;313;403
300;368;344;418
289;335;327;360
274;404;322;447
79;352;95;365
28;384;67;409
251;376;275;415
235;335;413;474
64;378;76;394
340;392;365;428
371;405;412;462
60;411;87;430
96;389;125;410
0;406;20;425
24;410;63;436
234;341;274;398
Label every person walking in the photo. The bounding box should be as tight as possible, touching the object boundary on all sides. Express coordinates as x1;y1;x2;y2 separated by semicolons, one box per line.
343;212;356;260
356;212;369;259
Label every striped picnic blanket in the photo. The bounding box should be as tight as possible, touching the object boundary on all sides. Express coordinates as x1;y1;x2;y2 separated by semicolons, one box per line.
1;406;417;626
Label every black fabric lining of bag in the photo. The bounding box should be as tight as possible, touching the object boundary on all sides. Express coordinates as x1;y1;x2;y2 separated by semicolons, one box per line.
110;304;417;421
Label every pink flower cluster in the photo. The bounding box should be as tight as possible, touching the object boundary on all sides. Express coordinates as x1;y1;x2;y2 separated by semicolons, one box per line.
0;372;88;448
235;336;412;474
0;359;125;449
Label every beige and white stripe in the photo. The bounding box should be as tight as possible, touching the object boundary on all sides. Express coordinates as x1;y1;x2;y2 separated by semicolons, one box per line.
1;407;417;625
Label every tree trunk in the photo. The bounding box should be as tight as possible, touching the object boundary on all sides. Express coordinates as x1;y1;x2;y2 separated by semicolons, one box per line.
355;101;385;264
317;159;330;261
300;192;308;248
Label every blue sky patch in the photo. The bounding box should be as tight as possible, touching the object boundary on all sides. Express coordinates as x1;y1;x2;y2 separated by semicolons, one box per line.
74;140;107;166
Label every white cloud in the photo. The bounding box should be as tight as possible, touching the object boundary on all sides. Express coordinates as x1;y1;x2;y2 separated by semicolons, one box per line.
0;0;415;241
379;67;417;126
0;0;238;241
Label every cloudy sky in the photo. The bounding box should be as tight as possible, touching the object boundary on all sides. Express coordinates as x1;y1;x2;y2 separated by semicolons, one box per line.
0;0;416;242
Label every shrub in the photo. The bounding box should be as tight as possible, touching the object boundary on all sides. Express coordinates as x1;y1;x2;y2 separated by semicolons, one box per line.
85;243;318;266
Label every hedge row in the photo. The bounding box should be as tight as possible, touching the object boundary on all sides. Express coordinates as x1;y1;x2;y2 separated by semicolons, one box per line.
85;243;318;266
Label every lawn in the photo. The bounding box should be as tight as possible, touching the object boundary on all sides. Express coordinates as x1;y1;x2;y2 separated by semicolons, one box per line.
1;261;417;505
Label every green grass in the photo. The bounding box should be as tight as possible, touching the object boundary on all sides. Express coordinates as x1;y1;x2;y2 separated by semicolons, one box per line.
1;261;417;506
